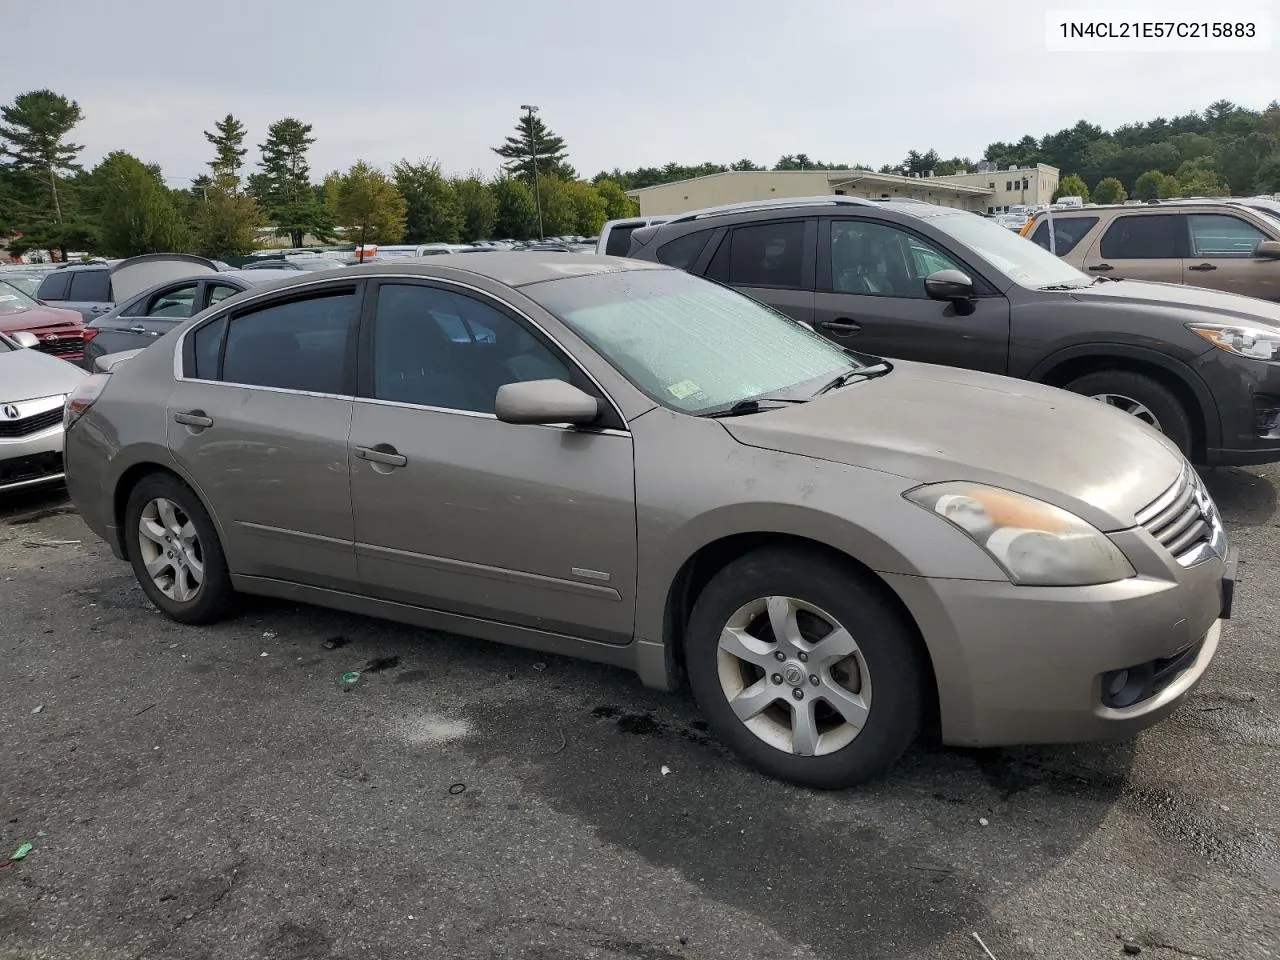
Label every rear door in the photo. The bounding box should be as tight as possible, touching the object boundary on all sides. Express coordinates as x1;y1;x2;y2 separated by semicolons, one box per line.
52;269;112;322
1077;213;1185;283
166;282;362;589
703;218;816;323
1182;212;1280;301
811;217;1011;373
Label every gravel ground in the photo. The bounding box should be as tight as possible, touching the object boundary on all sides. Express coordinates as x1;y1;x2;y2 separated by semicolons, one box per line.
1;466;1276;960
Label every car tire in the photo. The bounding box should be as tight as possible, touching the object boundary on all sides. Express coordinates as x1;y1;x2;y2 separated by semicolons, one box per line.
684;547;926;789
1063;370;1193;457
124;472;235;625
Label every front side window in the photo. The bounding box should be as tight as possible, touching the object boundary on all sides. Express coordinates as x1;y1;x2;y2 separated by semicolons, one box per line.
197;290;356;393
68;270;111;302
526;268;867;416
711;220;806;289
655;230;713;270
1186;214;1268;257
830;220;962;297
370;283;569;413
1099;215;1178;259
1029;216;1098;255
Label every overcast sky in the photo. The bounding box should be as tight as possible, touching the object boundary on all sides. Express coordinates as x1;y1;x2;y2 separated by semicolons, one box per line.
3;0;1277;186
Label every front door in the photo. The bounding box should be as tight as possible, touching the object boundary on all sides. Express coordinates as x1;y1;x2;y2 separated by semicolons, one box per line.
1183;212;1280;301
166;283;362;589
1078;213;1184;283
813;217;1011;373
95;280;202;359
348;280;638;644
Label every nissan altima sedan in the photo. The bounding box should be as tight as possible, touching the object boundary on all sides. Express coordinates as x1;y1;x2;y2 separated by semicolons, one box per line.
63;254;1235;787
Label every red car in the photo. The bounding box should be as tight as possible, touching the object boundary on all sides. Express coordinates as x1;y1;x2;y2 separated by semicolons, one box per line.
0;279;86;361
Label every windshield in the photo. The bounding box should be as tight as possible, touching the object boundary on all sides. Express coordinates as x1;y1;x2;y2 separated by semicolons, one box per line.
0;280;38;315
930;212;1091;288
1;275;42;297
526;268;869;415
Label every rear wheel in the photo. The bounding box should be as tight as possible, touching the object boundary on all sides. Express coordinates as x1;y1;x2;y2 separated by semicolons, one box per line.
684;548;926;788
1063;369;1193;457
124;473;235;624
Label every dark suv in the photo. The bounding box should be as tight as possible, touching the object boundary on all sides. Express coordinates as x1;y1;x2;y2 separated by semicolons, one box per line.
625;196;1280;466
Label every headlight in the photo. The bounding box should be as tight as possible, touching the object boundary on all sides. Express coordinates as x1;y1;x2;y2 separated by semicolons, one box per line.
1187;323;1280;362
904;482;1135;587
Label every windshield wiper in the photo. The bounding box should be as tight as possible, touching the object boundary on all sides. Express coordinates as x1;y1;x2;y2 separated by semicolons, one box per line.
700;397;809;419
1038;282;1089;291
815;362;893;395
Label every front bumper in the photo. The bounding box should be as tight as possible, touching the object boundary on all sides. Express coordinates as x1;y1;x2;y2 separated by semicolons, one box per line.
0;423;66;494
884;543;1230;746
1194;349;1280;465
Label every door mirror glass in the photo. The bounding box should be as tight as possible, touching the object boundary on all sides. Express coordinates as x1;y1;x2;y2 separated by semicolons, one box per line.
495;379;600;426
924;269;975;302
11;330;39;348
1255;239;1280;260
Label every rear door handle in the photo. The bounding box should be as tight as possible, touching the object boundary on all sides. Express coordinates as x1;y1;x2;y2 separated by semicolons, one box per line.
127;324;148;334
173;410;213;428
1187;263;1218;272
817;318;862;336
356;445;408;468
1088;263;1113;272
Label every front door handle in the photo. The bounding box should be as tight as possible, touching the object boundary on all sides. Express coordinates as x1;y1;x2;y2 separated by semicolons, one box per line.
1187;263;1218;272
817;318;862;336
173;410;213;428
127;325;148;334
356;445;408;468
1088;263;1113;272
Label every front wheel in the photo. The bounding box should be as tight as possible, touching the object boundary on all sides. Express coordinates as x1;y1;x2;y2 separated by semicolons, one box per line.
684;548;926;789
1063;370;1193;457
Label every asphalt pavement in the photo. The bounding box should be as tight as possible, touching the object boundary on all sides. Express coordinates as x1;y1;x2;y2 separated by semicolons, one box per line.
1;466;1277;960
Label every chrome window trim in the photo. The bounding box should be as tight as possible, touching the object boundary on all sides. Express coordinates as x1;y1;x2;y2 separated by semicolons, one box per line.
171;273;630;432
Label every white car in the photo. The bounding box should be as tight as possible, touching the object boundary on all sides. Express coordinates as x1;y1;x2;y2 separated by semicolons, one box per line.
0;330;88;494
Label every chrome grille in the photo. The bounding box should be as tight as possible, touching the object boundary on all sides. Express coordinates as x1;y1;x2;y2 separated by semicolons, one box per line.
35;334;83;357
1136;466;1222;566
0;407;63;438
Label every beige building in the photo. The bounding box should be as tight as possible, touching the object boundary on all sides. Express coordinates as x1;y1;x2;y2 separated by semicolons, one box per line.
626;164;1060;217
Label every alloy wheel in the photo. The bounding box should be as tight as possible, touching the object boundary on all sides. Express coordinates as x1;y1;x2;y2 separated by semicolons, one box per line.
137;497;204;603
716;595;872;757
1090;393;1163;432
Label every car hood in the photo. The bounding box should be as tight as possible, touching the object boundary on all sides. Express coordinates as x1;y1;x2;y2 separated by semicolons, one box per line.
721;361;1185;531
1068;278;1280;327
0;303;84;334
0;347;88;403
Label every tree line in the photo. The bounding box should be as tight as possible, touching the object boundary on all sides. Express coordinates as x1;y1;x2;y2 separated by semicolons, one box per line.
0;91;637;260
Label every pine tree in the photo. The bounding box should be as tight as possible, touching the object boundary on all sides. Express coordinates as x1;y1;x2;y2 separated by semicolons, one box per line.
204;114;248;187
255;117;332;246
0;89;84;222
492;112;575;184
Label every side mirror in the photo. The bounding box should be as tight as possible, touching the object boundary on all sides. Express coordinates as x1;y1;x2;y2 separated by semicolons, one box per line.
924;269;975;302
495;379;600;426
1255;239;1280;260
11;331;39;349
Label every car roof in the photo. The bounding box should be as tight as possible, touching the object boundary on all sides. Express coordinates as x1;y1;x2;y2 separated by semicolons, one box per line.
220;269;301;283
243;253;665;294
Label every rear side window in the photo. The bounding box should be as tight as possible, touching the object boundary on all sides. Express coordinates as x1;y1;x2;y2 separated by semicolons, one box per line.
719;221;807;289
1030;216;1098;255
604;226;638;256
68;270;111;302
37;272;71;301
655;230;713;270
195;290;356;393
1099;215;1178;259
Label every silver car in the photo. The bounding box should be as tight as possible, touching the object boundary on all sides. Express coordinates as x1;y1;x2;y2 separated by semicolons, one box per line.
0;330;88;494
63;254;1235;787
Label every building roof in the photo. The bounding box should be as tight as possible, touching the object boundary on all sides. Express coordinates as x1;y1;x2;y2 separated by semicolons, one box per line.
624;167;996;199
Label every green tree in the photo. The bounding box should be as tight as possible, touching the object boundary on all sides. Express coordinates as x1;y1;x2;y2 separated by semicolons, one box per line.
1054;174;1090;202
488;175;538;239
1092;176;1127;204
1255;157;1280;194
6;220;99;260
253;117;333;247
561;179;607;235
593;178;635;220
0;89;84;222
191;175;264;258
393;159;462;243
1132;169;1166;200
452;176;498;241
204;114;248;187
492;111;575;184
325;160;406;247
730;158;762;171
535;176;578;236
92;151;187;256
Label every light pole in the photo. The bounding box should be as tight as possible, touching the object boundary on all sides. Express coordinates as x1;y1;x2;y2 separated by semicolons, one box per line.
521;104;545;239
